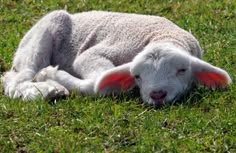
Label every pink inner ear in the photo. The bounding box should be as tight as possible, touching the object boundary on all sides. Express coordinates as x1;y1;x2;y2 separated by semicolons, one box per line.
98;73;135;91
196;72;228;88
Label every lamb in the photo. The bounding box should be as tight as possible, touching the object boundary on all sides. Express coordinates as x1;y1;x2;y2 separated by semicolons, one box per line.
1;10;232;105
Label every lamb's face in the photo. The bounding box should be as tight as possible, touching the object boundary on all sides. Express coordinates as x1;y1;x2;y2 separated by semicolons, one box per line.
130;44;193;105
96;43;231;106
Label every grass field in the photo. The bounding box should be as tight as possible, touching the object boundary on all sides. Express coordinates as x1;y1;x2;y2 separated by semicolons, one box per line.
0;0;235;152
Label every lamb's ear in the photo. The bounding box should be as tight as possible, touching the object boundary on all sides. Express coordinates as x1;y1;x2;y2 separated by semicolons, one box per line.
95;63;135;94
191;57;232;89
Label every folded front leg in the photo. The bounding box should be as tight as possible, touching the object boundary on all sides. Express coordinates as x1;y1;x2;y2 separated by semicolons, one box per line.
34;66;95;96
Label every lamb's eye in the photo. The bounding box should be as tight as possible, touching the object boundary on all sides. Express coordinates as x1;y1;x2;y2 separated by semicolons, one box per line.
177;68;186;75
134;75;140;79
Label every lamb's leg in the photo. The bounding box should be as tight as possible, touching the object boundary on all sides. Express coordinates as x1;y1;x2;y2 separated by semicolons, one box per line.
1;10;72;100
34;46;115;96
33;66;94;95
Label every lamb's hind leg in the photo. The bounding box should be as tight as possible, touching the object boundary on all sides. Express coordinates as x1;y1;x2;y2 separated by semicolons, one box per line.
1;10;72;100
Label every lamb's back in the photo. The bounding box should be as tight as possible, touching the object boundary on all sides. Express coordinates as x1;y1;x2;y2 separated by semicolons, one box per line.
66;11;202;65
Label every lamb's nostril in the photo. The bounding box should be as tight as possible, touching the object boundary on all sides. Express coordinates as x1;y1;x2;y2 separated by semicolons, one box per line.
150;90;167;100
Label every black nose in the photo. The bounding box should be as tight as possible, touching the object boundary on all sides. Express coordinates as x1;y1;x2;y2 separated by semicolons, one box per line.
150;90;167;103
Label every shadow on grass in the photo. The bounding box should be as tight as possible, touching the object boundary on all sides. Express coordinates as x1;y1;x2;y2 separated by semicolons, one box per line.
0;57;9;95
0;57;9;73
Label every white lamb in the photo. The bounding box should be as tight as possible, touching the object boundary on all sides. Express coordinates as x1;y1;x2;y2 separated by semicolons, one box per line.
1;10;232;105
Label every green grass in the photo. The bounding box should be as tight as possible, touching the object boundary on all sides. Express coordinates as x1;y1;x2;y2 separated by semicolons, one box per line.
0;0;235;152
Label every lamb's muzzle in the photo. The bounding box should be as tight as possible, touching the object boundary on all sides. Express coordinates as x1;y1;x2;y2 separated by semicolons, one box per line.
150;90;168;105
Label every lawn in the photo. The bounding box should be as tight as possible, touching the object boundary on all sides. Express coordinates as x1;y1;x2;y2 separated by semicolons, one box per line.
0;0;235;152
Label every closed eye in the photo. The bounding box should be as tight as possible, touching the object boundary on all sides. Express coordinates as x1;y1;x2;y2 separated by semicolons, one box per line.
177;68;186;75
134;75;141;80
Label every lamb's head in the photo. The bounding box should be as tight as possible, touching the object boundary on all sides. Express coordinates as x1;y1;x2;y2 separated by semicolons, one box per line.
130;43;194;105
95;43;232;105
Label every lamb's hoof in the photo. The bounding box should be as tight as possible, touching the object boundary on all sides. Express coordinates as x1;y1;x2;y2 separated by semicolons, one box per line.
7;81;69;101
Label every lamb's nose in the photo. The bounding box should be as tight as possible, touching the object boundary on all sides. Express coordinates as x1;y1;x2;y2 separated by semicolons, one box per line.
150;90;167;102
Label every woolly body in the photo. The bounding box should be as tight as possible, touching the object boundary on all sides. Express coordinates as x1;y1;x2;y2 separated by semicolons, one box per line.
1;10;231;104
